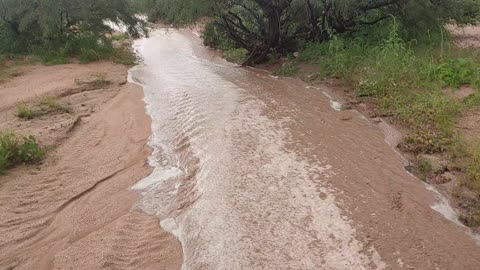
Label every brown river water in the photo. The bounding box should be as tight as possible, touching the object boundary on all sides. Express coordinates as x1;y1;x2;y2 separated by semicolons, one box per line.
129;29;480;269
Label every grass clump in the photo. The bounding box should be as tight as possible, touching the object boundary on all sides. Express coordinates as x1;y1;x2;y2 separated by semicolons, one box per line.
224;48;248;64
0;132;44;174
463;145;480;193
39;96;72;114
16;103;37;119
464;91;480;108
75;73;111;89
274;63;299;77
15;97;72;120
456;144;480;227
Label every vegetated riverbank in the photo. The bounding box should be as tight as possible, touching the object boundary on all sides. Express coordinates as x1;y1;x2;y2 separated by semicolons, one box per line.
252;24;480;231
0;56;182;268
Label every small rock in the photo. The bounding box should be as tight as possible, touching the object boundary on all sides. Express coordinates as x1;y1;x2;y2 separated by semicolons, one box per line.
293;52;300;58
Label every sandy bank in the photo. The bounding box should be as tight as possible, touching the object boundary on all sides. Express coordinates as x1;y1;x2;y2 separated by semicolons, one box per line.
0;62;182;269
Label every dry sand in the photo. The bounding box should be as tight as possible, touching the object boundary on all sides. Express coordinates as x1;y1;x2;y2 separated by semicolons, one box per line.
0;62;182;269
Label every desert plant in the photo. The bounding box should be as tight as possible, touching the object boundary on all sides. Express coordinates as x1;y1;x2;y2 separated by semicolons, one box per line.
0;132;44;174
39;96;72;114
436;58;479;88
16;103;36;119
224;48;248;64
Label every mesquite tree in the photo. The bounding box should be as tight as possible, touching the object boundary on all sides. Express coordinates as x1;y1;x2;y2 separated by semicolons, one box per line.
0;0;144;54
213;0;480;65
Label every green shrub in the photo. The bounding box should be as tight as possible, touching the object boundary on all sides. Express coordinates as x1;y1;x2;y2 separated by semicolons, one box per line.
79;48;101;63
39;50;69;66
0;132;44;174
16;104;36;119
467;145;480;192
111;33;129;41
111;47;137;65
224;48;248;64
436;58;479;88
0;0;144;57
202;22;235;50
299;42;328;62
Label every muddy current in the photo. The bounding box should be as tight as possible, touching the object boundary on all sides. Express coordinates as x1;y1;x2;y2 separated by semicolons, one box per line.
129;29;480;270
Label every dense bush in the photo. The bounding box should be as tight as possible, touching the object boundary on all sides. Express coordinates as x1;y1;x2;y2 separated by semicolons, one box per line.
204;0;480;64
0;0;145;61
0;132;44;174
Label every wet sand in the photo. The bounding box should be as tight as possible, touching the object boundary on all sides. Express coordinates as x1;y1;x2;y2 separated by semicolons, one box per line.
0;62;182;269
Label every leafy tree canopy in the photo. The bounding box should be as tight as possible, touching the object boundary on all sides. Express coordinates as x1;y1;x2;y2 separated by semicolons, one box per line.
0;0;144;54
210;0;480;64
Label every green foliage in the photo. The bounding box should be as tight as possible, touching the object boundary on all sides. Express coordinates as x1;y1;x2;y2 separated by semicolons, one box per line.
224;48;248;64
467;145;480;192
300;21;479;154
202;21;235;50
0;132;44;174
16;103;36;119
436;58;480;88
40;52;69;66
274;63;299;77
204;0;479;64
298;42;328;62
464;91;480;108
111;47;137;65
111;33;129;41
0;0;144;63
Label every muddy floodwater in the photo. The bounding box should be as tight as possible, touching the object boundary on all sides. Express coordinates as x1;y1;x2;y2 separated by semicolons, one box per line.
130;29;480;270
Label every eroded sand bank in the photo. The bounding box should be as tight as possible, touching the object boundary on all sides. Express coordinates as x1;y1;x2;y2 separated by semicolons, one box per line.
0;62;182;269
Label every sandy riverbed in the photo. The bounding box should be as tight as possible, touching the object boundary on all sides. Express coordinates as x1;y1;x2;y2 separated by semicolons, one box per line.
0;61;182;269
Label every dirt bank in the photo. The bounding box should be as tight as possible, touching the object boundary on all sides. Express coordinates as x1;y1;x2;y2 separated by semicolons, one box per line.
0;62;182;269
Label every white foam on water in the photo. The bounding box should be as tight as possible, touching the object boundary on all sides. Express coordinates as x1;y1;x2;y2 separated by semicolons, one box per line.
329;100;343;111
132;167;183;190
